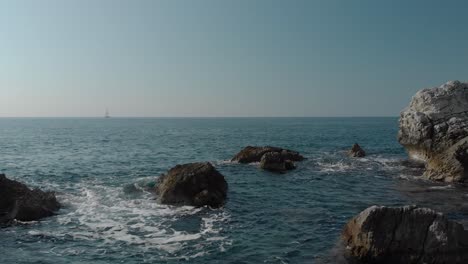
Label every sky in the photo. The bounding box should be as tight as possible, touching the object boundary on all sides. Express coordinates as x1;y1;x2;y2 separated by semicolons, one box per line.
0;0;467;117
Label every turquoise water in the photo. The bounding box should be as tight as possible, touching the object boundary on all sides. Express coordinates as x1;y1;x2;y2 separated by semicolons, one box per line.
1;118;467;264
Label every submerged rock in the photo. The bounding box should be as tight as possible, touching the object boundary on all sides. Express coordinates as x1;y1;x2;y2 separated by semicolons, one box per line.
0;174;60;224
348;143;366;158
155;162;228;208
342;205;468;264
260;152;296;172
399;81;468;182
231;146;304;164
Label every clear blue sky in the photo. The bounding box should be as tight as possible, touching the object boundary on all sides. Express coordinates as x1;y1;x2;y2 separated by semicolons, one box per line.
1;0;467;117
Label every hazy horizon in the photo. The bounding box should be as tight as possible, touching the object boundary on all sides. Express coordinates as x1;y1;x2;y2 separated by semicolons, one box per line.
1;0;467;117
0;115;400;118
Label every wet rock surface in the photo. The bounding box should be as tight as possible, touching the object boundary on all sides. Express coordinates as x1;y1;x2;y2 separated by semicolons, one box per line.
348;143;366;158
0;174;60;224
155;162;228;208
231;146;304;163
259;152;296;172
342;205;468;264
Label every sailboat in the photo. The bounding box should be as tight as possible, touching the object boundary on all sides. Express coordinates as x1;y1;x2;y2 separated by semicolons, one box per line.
105;108;110;118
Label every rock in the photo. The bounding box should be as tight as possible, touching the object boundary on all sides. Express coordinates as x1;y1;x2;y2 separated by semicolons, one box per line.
398;81;468;182
155;162;228;208
231;146;304;163
342;205;468;264
232;146;303;173
0;200;18;225
259;152;296;172
348;143;366;158
0;174;60;224
284;160;296;170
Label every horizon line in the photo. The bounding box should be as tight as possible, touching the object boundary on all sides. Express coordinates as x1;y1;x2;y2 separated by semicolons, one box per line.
0;116;399;118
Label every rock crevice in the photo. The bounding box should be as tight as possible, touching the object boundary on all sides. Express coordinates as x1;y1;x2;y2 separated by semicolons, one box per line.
342;205;468;263
399;80;468;182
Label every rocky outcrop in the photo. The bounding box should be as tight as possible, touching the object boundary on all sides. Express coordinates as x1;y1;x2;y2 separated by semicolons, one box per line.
0;174;60;224
342;205;468;264
231;146;304;164
232;146;304;173
259;152;296;172
155;162;228;208
398;80;468;182
348;143;366;158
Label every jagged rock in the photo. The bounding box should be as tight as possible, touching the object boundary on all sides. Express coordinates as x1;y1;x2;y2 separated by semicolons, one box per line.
259;152;296;172
348;143;366;158
398;81;468;182
155;162;228;208
0;174;60;224
342;205;468;264
231;146;304;163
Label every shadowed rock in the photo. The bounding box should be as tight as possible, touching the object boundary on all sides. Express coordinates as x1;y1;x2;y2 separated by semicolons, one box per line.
348;143;366;158
231;146;304;163
342;205;468;264
260;152;296;172
399;81;468;182
155;162;228;208
0;174;60;224
232;146;303;173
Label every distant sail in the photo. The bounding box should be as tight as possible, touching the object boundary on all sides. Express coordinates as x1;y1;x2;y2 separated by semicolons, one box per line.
105;109;110;118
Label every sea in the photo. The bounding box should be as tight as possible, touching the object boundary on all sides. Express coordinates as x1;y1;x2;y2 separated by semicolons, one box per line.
0;117;467;264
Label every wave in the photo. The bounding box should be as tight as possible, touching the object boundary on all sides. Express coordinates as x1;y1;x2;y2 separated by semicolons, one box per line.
316;155;401;172
316;161;353;173
27;180;231;260
122;177;157;195
214;159;237;165
428;185;454;190
314;153;424;178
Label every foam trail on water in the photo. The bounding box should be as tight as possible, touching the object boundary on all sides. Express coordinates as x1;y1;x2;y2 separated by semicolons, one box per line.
28;180;231;260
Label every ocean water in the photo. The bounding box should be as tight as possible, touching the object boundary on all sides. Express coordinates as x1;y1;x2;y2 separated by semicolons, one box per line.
1;117;467;264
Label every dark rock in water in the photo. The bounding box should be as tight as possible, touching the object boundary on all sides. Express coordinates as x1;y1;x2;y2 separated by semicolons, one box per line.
348;143;366;158
398;81;468;182
155;162;228;208
260;152;296;172
0;174;60;224
0;200;18;226
284;160;296;170
231;146;304;163
342;205;468;264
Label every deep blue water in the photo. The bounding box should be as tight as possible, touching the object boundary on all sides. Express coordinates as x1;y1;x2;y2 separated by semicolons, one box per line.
0;117;467;264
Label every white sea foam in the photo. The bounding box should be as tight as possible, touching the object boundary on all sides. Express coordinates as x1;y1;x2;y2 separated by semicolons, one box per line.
316;161;352;173
369;156;404;171
428;185;453;190
214;159;237;165
315;154;408;174
29;180;231;259
398;174;421;181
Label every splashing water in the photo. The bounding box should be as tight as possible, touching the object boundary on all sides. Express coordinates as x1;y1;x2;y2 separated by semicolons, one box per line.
0;117;467;263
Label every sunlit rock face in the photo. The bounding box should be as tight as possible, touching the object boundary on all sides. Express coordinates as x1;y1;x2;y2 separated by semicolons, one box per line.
398;81;468;182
